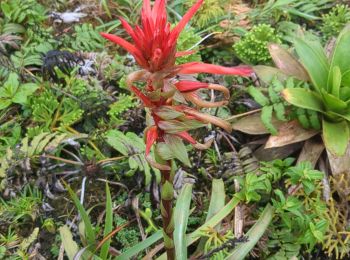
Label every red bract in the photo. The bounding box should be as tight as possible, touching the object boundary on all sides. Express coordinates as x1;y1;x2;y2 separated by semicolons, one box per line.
101;0;203;72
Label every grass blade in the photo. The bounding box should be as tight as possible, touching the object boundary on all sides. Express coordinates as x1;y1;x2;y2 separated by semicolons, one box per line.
67;185;96;246
174;183;193;260
100;183;113;259
116;230;163;260
196;179;225;253
225;204;275;260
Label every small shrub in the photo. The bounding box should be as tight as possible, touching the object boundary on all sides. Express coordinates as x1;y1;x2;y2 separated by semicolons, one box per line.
233;24;281;65
321;4;350;39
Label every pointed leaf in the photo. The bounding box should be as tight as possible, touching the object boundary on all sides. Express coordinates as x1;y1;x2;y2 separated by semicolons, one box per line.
329;25;350;75
294;37;329;92
225;204;274;260
321;89;347;112
174;183;193;260
59;225;80;260
282;88;325;113
164;135;191;166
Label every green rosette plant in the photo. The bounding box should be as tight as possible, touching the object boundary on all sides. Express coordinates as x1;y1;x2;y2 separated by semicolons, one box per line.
280;26;350;156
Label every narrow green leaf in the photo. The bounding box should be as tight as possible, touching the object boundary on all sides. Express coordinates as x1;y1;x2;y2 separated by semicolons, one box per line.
261;106;278;135
343;70;350;87
282;88;325;113
174;184;193;260
294;37;329;92
100;184;113;260
225;204;275;260
329;25;350;75
116;230;163;260
66;185;96;246
196;179;225;253
116;196;240;260
322;119;349;156
331;66;341;97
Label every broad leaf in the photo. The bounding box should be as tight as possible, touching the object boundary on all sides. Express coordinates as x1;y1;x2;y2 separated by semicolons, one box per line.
164;134;191;166
294;37;329;92
282;88;325;113
59;225;80;260
322;119;349;156
268;43;309;81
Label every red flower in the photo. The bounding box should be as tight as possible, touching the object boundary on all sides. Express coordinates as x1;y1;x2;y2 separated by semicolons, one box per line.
101;0;204;72
101;0;253;77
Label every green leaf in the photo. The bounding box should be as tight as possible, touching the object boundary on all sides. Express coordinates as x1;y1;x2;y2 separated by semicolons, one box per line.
0;99;12;110
164;135;191;167
322;119;349;156
282;88;325;112
161;181;174;201
155;106;184;120
294;37;329;92
330;66;342;97
343;70;350;87
196;179;225;253
66;185;96;246
116;230;163;260
247;86;269;106
174;184;193;260
329;26;350;76
321;89;347;112
261;105;278;135
12;83;38;104
100;183;113;260
59;225;80;260
225;204;274;260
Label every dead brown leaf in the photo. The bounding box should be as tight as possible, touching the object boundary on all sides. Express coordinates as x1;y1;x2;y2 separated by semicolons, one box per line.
265;120;319;148
232;112;283;135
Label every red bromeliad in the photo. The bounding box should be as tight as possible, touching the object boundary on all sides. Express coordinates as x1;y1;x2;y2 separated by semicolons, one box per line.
101;0;252;258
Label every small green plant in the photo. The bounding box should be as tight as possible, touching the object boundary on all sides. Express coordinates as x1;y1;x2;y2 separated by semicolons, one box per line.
0;72;38;110
104;129;160;186
0;0;47;25
247;76;320;134
321;4;350;39
233;24;281;65
68;24;105;52
187;0;225;28
0;185;42;223
176;26;202;65
60;184;114;260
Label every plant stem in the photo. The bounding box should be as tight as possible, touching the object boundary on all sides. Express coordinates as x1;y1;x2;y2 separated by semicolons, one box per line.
160;161;175;260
